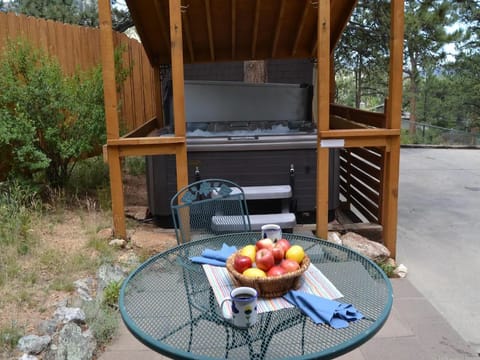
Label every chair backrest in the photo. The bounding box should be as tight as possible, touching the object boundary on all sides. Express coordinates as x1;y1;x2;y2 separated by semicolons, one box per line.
170;178;251;244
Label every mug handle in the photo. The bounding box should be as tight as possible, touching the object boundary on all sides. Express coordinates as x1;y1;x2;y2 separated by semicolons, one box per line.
220;298;233;321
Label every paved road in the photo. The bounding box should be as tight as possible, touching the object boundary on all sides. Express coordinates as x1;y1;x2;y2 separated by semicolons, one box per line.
397;147;480;353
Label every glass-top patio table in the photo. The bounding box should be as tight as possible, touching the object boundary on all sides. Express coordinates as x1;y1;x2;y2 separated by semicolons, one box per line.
119;232;393;360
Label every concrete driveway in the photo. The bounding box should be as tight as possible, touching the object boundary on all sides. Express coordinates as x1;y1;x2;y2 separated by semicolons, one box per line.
397;147;480;353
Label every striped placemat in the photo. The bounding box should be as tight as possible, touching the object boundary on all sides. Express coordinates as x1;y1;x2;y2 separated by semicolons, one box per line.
203;263;343;315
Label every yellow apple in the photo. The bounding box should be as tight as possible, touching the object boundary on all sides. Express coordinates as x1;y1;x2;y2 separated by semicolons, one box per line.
239;244;256;263
243;268;266;278
285;245;305;264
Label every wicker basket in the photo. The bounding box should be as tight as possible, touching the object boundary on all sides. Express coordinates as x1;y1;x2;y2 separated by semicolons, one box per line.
226;253;310;298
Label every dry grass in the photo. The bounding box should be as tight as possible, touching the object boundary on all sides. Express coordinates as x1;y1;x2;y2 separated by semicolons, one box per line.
0;204;117;358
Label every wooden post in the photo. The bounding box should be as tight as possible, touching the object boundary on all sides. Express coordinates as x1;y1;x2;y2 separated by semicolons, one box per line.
168;0;189;192
315;0;330;239
383;0;404;258
98;0;126;238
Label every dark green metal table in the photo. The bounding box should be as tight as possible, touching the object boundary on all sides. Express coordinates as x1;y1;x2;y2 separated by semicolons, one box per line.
119;232;393;359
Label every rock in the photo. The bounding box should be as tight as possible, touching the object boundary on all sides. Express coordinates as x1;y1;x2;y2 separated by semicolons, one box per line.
394;263;408;278
97;263;127;294
117;251;140;268
47;323;96;360
130;229;177;254
36;320;58;336
340;232;391;262
96;228;113;240
19;354;38;360
125;206;149;221
108;239;126;248
327;231;343;245
54;307;86;324
18;335;51;355
74;278;95;302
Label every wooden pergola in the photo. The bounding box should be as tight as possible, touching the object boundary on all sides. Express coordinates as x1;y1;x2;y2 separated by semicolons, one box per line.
98;0;404;257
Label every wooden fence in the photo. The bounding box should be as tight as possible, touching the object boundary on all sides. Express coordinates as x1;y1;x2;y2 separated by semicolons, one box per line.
0;11;156;133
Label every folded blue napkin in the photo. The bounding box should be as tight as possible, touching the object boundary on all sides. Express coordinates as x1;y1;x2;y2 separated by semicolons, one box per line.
283;290;364;329
189;243;237;267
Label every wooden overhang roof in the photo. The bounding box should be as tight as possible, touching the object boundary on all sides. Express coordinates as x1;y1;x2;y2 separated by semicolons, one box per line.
126;0;357;66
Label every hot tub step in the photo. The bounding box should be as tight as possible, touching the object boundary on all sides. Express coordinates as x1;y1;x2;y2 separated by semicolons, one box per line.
211;213;296;232
241;185;292;200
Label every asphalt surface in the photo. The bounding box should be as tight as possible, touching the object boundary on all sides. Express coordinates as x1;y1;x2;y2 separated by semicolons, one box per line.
397;147;480;353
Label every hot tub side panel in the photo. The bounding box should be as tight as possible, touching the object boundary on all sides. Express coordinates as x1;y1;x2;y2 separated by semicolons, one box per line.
146;148;339;222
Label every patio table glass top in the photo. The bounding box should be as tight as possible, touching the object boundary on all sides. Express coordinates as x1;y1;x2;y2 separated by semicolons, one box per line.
119;232;393;360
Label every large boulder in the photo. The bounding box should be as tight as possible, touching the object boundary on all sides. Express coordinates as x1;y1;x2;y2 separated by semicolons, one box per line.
44;323;96;360
340;232;390;262
17;335;51;355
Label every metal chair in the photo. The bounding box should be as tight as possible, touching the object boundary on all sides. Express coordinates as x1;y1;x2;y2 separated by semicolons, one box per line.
170;178;251;244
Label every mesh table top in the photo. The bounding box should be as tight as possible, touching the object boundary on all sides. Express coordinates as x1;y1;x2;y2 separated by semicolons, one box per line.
120;232;393;360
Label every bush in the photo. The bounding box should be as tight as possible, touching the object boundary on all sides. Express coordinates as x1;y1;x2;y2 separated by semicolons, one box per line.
0;39;129;189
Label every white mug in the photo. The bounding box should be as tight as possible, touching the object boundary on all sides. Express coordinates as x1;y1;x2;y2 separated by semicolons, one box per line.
221;287;258;328
261;224;282;242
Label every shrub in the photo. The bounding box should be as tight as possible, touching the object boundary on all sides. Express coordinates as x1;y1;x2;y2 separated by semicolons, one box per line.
0;39;129;189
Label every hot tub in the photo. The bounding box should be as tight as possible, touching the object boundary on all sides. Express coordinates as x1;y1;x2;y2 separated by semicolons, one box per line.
146;81;339;225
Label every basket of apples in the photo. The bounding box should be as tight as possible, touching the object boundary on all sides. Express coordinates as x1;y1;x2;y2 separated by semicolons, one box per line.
226;238;310;298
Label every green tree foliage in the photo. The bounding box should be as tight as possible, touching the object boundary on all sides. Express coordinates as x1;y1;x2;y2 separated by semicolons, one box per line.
9;0;98;26
335;0;390;108
335;0;479;144
7;0;132;30
0;39;106;188
403;1;461;134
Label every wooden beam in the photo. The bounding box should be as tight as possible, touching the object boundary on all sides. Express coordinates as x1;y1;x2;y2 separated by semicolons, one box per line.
117;143;186;157
251;0;261;58
316;0;330;240
108;136;186;146
99;0;125;239
204;0;215;61
169;0;189;195
382;0;404;258
272;0;286;58
169;0;186;138
319;129;400;138
98;0;119;140
292;0;310;56
122;117;158;138
231;0;236;58
107;146;126;239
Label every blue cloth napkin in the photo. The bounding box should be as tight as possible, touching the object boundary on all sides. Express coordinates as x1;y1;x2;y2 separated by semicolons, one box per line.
283;290;364;329
189;243;237;267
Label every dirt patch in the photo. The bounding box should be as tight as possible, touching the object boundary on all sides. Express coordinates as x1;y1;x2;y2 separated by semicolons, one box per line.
123;173;149;207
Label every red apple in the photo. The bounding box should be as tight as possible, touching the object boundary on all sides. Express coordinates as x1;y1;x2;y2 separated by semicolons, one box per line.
276;238;291;252
255;248;275;271
267;265;287;277
280;259;300;273
271;244;285;263
233;254;252;273
256;238;274;251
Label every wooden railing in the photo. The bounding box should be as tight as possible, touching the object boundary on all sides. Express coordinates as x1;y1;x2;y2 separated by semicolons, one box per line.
330;104;387;224
339;147;384;224
0;11;156;134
